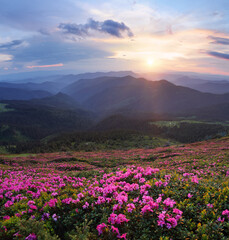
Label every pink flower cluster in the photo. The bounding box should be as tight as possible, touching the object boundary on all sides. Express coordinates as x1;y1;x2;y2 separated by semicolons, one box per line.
108;213;129;225
0;165;185;239
218;209;229;222
157;208;183;229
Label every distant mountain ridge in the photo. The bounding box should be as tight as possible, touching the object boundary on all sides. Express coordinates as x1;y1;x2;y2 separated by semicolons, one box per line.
171;76;229;94
0;87;51;100
1;73;229;122
2;71;229;95
29;92;82;110
0;81;64;94
62;75;229;116
55;71;137;84
0;71;137;96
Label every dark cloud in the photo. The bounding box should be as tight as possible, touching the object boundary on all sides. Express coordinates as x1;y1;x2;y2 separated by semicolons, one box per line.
207;51;229;60
0;40;23;49
58;23;89;36
101;20;134;37
58;18;134;38
209;36;229;45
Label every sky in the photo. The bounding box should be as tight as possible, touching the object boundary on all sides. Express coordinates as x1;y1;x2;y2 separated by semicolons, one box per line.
0;0;229;76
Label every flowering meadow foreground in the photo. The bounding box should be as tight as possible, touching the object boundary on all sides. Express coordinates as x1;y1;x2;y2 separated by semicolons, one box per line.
0;137;229;240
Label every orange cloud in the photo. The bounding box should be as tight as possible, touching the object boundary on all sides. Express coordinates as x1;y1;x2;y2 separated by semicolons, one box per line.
26;63;63;69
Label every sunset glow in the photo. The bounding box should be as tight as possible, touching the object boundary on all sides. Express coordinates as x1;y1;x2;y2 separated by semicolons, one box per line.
147;59;154;66
0;0;228;76
26;63;64;69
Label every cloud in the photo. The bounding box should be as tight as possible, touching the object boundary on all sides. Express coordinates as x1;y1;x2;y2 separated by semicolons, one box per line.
101;20;133;37
58;23;89;36
8;37;111;66
0;53;12;62
209;36;229;45
0;40;24;49
207;51;229;60
26;63;63;69
58;18;133;38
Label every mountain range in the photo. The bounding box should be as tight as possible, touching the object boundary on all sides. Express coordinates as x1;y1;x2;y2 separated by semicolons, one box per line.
62;75;229;117
0;72;229;118
0;72;229;143
170;76;229;94
0;87;51;100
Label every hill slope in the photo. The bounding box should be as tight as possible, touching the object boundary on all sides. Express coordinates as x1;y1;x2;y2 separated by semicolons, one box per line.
0;137;229;239
63;75;229;115
0;95;94;142
0;87;52;100
172;76;229;94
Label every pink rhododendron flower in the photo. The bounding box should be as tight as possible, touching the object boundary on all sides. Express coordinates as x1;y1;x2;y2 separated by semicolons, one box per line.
52;213;59;221
133;197;139;203
48;198;58;208
108;213;129;224
62;198;73;204
141;205;153;214
116;214;129;224
207;203;213;208
82;202;89;209
113;204;121;211
118;233;127;239
127;203;135;213
218;217;225;223
187;193;193;198
222;209;229;217
163;198;176;208
13;232;20;237
77;193;84;199
4;201;13;208
25;233;37;240
108;213;117;224
156;196;162;203
139;178;146;183
158;220;165;227
51;192;58;196
166;223;172;229
96;223;107;235
29;205;37;210
158;211;166;227
111;226;120;235
191;176;199;184
155;181;163;187
173;208;183;215
41;213;50;220
167;217;177;227
164;175;171;180
27;200;35;206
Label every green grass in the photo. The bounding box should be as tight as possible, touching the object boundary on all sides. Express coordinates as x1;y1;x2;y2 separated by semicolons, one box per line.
71;135;176;151
3;153;37;158
0;103;13;113
0;146;9;154
150;119;229;128
0;127;29;143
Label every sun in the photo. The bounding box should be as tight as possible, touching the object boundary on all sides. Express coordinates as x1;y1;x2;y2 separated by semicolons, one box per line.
147;59;154;66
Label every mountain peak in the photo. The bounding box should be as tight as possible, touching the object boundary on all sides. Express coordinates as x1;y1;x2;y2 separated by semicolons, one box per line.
158;79;175;85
